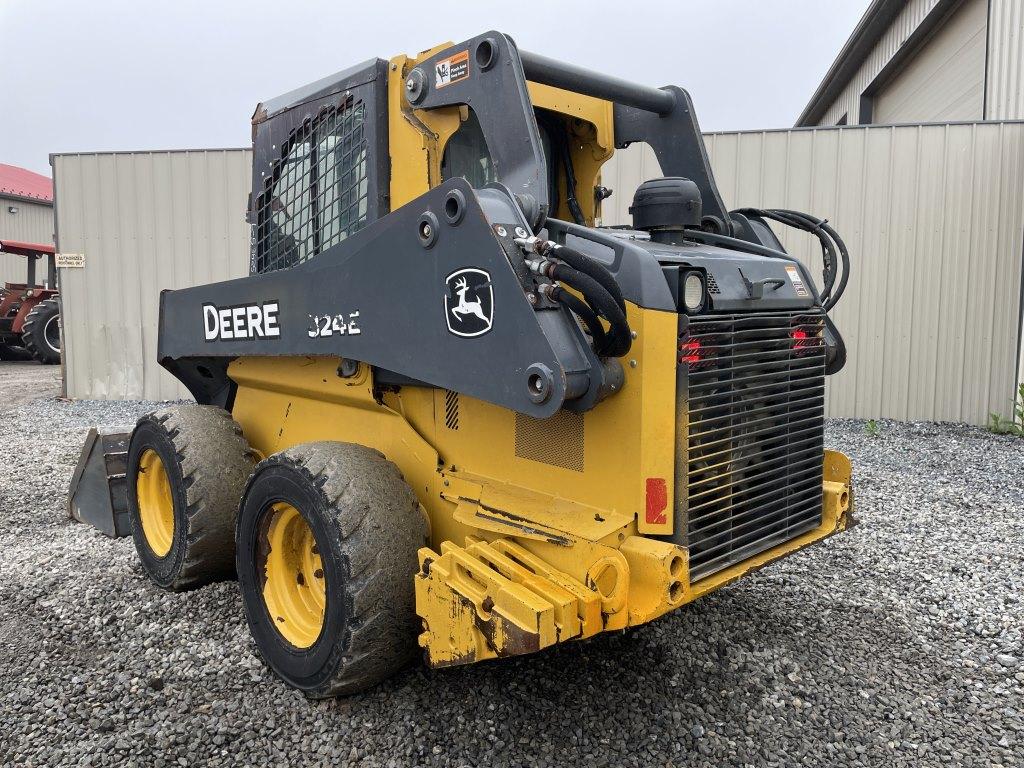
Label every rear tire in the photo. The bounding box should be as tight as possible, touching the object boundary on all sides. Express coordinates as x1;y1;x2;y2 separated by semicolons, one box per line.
236;442;427;697
127;405;256;591
21;298;61;364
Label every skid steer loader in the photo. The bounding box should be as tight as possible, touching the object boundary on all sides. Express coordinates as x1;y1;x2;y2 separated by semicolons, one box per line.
122;32;854;697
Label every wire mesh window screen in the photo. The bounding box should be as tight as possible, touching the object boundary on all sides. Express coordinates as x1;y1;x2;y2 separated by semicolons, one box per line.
254;99;369;273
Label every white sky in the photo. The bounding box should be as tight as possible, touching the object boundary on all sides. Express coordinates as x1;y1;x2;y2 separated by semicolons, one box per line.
1;0;871;175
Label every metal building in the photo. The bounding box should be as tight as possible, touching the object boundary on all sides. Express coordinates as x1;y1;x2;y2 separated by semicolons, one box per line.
0;163;55;284
797;0;1024;126
53;150;252;400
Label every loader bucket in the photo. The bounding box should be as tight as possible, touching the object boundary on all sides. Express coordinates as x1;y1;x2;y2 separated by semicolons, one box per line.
68;428;132;537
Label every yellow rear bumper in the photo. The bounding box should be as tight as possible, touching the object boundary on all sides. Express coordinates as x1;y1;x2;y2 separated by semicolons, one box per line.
416;451;853;667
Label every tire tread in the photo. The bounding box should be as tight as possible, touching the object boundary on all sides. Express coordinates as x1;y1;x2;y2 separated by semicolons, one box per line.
247;442;426;697
21;298;61;364
132;404;255;590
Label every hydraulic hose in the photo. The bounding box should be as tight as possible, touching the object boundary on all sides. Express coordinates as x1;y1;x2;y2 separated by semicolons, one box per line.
517;234;633;358
732;207;851;312
761;209;838;302
774;209;851;308
547;244;626;314
548;285;607;352
547;262;632;358
684;229;801;264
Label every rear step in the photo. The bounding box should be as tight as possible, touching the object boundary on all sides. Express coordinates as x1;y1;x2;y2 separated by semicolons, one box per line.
68;429;132;537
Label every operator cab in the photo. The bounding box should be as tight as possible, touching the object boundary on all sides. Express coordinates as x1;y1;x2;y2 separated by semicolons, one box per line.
441;108;585;225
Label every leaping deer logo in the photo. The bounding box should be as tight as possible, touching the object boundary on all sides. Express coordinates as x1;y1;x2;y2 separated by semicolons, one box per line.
445;268;493;337
451;276;488;323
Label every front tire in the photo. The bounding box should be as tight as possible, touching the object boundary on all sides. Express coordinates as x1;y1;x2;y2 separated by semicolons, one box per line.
236;442;427;697
127;405;256;590
21;298;61;364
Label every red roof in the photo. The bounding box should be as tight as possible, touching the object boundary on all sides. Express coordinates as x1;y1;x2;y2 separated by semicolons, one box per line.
0;239;55;256
0;163;53;203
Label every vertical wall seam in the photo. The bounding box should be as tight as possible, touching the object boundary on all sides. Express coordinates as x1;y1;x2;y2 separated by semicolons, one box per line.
983;123;1006;416
983;0;993;118
1015;188;1024;394
956;124;977;419
928;124;952;421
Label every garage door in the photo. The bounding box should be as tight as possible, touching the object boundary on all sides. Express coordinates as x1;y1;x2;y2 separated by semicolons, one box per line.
873;0;987;124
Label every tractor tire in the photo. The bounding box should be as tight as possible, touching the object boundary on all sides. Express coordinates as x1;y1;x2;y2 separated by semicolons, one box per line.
127;405;256;591
21;298;61;364
236;442;427;697
0;343;30;361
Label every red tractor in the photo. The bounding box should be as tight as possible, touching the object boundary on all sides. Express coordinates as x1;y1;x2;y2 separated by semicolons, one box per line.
0;240;61;364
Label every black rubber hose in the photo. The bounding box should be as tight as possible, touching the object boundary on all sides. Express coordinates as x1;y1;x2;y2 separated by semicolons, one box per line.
549;245;626;314
776;210;851;308
549;286;607;352
558;137;586;225
770;209;839;302
549;263;632;357
684;229;802;265
732;207;851;312
735;207;838;301
538;112;586;225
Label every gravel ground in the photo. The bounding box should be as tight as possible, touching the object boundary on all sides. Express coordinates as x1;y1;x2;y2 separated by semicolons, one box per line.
1;359;1022;767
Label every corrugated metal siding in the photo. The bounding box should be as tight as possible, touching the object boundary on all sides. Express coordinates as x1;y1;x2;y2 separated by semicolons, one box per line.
815;0;1024;125
601;122;1024;425
873;0;987;123
53;150;252;401
987;0;1024;119
821;0;942;125
0;196;54;285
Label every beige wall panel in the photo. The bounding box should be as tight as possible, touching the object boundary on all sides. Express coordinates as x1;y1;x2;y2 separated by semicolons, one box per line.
605;122;1024;424
0;251;29;286
987;0;1024;120
873;0;987;123
53;150;252;401
0;197;55;284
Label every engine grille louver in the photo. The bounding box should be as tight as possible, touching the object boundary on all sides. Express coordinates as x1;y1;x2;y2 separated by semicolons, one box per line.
682;310;827;581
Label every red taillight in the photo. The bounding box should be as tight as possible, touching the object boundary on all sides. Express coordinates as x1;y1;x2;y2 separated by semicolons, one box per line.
791;326;822;354
679;339;701;364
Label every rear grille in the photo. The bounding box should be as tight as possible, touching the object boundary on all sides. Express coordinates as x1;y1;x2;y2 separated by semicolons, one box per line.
682;310;826;581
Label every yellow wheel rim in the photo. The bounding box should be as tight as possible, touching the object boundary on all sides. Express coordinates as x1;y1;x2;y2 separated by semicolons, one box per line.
136;449;175;557
262;502;326;649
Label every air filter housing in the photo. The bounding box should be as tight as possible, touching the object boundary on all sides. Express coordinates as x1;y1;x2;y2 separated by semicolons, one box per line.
629;177;702;244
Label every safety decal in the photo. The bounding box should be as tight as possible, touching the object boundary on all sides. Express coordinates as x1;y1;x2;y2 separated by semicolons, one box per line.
203;301;280;341
444;268;493;338
435;50;469;88
785;265;809;297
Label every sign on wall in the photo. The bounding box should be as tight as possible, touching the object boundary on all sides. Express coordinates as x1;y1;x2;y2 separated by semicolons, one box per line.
55;253;85;268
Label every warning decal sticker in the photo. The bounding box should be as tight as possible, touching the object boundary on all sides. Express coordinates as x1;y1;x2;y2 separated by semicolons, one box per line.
785;265;809;297
435;50;469;88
